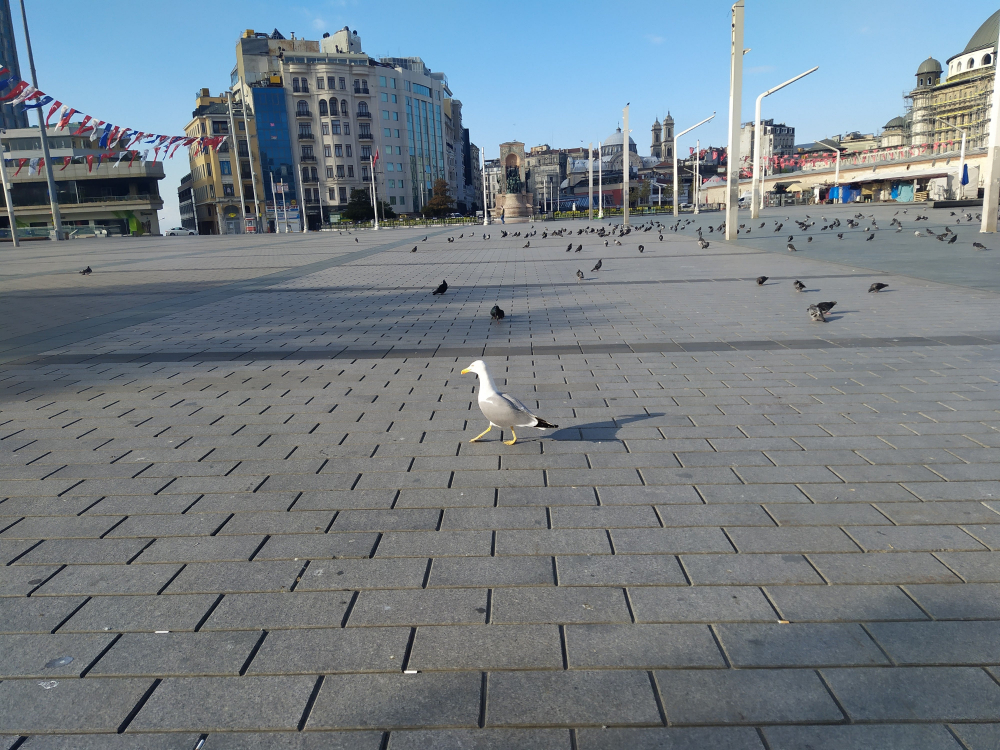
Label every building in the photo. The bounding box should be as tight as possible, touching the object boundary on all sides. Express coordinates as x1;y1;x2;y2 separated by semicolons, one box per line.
739;119;795;175
649;113;674;160
525;145;568;212
0;0;27;131
483;157;501;215
468;141;482;214
0;124;164;235
181;89;266;234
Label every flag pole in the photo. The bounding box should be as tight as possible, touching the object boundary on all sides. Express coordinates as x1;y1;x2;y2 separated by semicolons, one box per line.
0;131;18;246
370;153;379;230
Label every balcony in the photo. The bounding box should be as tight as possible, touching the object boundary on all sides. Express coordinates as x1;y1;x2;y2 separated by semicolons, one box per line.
302;175;319;183
353;86;370;95
358;132;373;141
298;132;315;140
295;109;313;119
355;110;371;118
300;155;317;163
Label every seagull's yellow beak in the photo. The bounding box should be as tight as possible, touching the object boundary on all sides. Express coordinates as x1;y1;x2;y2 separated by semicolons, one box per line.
460;368;471;375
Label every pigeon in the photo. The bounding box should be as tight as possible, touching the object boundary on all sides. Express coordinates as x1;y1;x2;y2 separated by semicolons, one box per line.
490;305;505;322
567;243;573;252
915;231;924;237
787;236;793;242
355;237;359;243
866;234;874;241
576;269;585;282
793;280;806;292
837;233;844;240
807;305;826;323
807;236;813;243
604;240;609;247
576;244;583;252
756;276;768;286
759;222;765;229
868;283;889;293
459;234;464;239
79;266;92;275
895;227;903;233
411;247;417;253
698;240;709;250
591;259;603;272
461;360;558;446
815;301;837;315
659;234;663;241
432;280;448;295
973;242;988;250
523;241;530;248
947;235;957;244
614;240;622;246
787;243;797;252
422;236;427;241
639;245;645;252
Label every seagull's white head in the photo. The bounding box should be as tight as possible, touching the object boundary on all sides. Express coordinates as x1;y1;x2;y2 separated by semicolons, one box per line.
461;360;488;377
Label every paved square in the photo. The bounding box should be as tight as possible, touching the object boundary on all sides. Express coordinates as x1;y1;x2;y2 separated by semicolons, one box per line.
2;206;1000;744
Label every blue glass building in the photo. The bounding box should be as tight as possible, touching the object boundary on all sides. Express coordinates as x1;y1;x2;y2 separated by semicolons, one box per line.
251;87;298;218
0;0;28;130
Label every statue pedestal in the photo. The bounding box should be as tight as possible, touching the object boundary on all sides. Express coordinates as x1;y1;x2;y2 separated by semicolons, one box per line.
492;192;534;224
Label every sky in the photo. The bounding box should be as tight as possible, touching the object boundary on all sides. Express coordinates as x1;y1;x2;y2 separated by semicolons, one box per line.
11;0;998;228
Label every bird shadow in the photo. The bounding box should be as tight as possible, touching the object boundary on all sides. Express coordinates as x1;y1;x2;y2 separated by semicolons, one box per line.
545;412;667;443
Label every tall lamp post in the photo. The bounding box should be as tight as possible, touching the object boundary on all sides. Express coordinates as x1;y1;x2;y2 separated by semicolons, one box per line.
597;141;603;218
724;0;745;241
482;151;488;225
622;104;630;226
982;53;1000;233
673;112;715;217
750;66;818;219
588;141;593;221
934;116;967;200
18;0;62;239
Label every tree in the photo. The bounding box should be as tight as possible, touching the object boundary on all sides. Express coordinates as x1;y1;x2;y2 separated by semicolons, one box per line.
639;180;651;206
423;178;454;217
340;188;396;222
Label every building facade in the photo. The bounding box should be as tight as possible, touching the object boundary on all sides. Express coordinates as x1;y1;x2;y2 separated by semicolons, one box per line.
740;119;796;175
0;0;27;131
483;157;501;215
649;113;674;160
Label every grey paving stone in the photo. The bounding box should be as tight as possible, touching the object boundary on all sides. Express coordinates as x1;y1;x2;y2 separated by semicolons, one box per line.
395;488;496;508
202;732;384;750
696;484;809;504
556;554;686;586
725;527;861;553
565;623;725;669
763;724;964;750
964;523;1000;549
293;558;429;591
655;504;775;527
129;675;316;731
104;514;231;538
495;529;611;556
610;528;734;554
15;538;153;565
441;507;547;530
0;677;154;733
0;538;37;564
388;729;572;750
348;589;488;626
932;552;1000;582
332;509;441;531
799;483;919;503
629;586;777;623
576;727;764;750
248;626;410;674
491;586;631;624
488;670;661;726
19;734;204;749
598;486;702;505
202;591;351;630
951;724;1000;750
809;552;960;584
0;595;87;634
216;511;338;536
32;564;184;596
292;489;398;511
905;582;1000;619
408;624;562;671
904;482;1000;501
867;621;1000;665
655;668;844;725
498;487;599;506
763;503;892;526
428;556;555;587
822;666;1000;721
766;584;928;622
877;502;1000;525
163;560;302;594
846;525;986;552
0;515;127;540
89;631;261;676
253;532;379;560
60;594;217;633
549;506;661;528
715;623;887;667
130;535;264;564
681;553;824;584
0;632;115;678
374;530;492;558
306;672;481;729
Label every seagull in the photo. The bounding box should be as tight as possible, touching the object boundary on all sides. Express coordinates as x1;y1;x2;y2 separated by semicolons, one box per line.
432;280;448;295
591;259;602;272
787;243;796;252
79;266;92;275
490;305;505;322
868;283;888;293
793;280;805;292
807;305;826;323
576;269;585;282
756;276;768;286
973;242;988;250
461;360;558;445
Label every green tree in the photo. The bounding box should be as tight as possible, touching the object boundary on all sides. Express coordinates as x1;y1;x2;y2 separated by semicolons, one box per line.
423;178;454;217
639;180;651;206
341;188;396;222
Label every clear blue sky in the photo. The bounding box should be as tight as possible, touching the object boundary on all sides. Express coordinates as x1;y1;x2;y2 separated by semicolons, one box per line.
12;0;997;226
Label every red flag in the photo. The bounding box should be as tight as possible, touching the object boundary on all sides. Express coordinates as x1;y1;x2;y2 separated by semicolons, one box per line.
0;80;27;102
45;100;62;127
128;151;138;168
56;107;76;131
60;156;71;171
85;154;94;172
374;148;379;163
72;115;93;135
152;147;161;162
13;158;26;176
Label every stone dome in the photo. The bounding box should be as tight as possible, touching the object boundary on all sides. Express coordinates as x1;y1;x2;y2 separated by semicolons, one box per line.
916;56;942;75
602;128;636;149
963;9;1000;54
884;116;906;129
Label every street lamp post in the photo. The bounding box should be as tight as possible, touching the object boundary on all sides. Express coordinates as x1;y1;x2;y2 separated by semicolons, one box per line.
981;63;1000;233
0;130;18;247
482;151;488;225
623;104;630;226
750;66;818;219
694;139;700;214
934;116;967;200
598;141;603;219
588;141;593;221
725;0;745;241
673;113;716;217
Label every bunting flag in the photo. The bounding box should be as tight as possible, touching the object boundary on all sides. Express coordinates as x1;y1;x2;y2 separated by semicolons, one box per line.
72;115;93;135
13;158;26;176
0;80;28;102
60;156;71;170
56;107;76;131
85;154;94;172
45;100;62;127
23;94;53;110
10;85;38;107
27;157;39;175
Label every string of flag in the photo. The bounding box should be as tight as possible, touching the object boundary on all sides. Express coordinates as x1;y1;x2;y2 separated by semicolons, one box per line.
0;65;228;167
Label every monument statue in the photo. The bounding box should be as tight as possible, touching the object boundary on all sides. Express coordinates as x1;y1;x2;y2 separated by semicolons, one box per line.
492;141;533;224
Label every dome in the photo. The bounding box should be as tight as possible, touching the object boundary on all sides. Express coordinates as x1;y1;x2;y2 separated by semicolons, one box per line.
916;56;942;75
603;127;636;148
963;9;1000;54
884;116;906;129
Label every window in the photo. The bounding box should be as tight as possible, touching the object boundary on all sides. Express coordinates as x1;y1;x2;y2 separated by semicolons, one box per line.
301;79;309;93
339;77;346;89
220;160;232;175
326;166;333;178
388;179;395;188
985;54;993;65
404;80;411;92
398;180;403;189
311;167;318;181
324;145;332;157
206;163;212;177
292;77;300;92
339;186;347;201
393;112;399;121
335;144;343;157
398;194;404;204
319;100;328;116
223;183;235;196
298;124;312;137
212;121;229;134
391;78;396;89
347;165;354;177
380;80;387;91
343;123;350;135
968;57;975;69
327;76;336;89
317;77;325;89
296;100;309;115
387;162;394;172
239;121;245;131
384;128;391;137
336;165;345;178
322;123;329;135
391;94;397;103
361;146;372;159
394;130;400;139
302;145;314;158
345;145;352;157
358;102;370;116
209;184;215;198
329;187;337;200
390;195;396;205
361;165;370;180
397;162;403;170
382;110;390;120
341;100;349;116
331;121;341;135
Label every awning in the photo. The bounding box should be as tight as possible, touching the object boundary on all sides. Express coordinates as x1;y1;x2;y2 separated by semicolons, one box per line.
842;167;954;185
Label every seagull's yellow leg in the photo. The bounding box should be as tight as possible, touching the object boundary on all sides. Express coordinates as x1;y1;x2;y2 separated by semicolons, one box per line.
504;428;517;446
470;424;492;442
